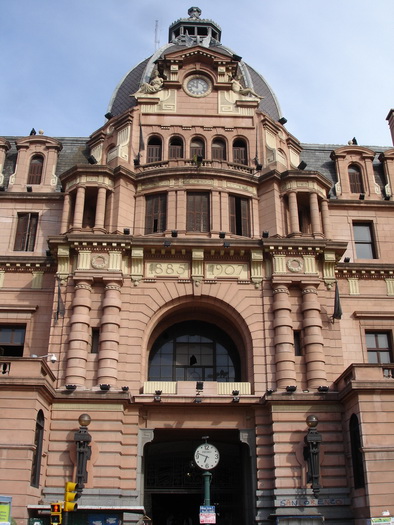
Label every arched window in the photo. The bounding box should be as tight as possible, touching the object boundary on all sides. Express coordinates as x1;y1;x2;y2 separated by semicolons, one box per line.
31;410;44;487
233;139;248;165
149;321;241;382
190;138;205;159
348;164;364;194
169;136;184;159
147;136;162;163
211;138;226;161
349;414;365;489
27;155;44;184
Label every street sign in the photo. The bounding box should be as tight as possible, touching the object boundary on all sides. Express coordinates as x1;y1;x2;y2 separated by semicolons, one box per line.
199;506;216;524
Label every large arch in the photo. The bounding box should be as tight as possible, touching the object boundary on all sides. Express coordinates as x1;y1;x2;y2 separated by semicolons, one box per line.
141;295;255;386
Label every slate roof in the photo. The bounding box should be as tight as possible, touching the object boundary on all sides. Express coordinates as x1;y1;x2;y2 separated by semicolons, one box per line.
2;136;89;188
300;143;389;194
108;44;282;122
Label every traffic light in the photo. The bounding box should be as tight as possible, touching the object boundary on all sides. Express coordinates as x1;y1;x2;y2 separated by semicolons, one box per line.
64;481;79;512
50;503;62;524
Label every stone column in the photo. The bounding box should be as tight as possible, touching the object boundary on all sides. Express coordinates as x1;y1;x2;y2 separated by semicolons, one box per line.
73;186;86;230
320;200;331;239
60;193;71;234
272;284;296;388
309;192;322;237
97;280;122;385
288;191;300;235
301;284;326;388
65;279;92;386
94;186;107;231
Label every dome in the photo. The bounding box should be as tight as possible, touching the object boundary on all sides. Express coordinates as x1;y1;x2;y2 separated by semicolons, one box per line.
108;7;282;121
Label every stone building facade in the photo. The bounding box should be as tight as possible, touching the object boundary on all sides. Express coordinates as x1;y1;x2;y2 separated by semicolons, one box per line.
1;7;394;525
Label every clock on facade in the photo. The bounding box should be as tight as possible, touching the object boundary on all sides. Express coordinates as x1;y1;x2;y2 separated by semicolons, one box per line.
194;443;220;470
184;75;212;97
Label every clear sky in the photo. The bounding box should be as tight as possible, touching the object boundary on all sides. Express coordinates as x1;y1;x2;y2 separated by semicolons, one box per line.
1;0;393;147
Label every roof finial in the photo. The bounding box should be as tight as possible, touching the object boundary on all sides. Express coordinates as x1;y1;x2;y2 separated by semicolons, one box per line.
188;7;201;19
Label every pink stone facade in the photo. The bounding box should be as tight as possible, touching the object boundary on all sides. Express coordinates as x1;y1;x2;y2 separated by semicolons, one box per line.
1;8;394;525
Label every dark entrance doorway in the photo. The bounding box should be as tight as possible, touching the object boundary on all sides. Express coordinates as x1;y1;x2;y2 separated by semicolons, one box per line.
144;429;252;525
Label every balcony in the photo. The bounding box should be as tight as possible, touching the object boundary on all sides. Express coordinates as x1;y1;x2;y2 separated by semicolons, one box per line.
143;381;251;395
335;363;394;393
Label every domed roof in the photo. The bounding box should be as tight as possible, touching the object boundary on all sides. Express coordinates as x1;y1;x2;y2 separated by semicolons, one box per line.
108;7;282;121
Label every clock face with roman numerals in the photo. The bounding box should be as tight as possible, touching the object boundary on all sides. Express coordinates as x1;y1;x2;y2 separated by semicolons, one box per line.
194;443;220;470
185;76;212;97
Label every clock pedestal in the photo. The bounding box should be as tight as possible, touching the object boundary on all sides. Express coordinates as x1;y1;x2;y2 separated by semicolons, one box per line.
202;471;212;505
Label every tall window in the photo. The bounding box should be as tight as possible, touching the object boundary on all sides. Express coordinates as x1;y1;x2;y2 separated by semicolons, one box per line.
349;414;365;489
147;136;162;163
14;213;39;251
187;192;209;232
145;194;167;234
212;138;226;161
233;139;248;165
366;332;392;364
190;138;205;159
348;164;364;194
30;410;44;487
169;137;184;159
148;321;240;382
229;195;250;236
27;155;44;185
353;222;376;259
0;325;26;357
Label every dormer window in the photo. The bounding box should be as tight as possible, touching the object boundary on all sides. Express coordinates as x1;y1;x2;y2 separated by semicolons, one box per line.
190;138;205;159
233;139;248;165
27;155;44;185
348;164;364;194
212;138;226;161
169;137;184;159
147;136;162;163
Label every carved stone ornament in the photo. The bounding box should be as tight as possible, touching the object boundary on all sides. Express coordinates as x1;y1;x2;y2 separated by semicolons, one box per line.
286;258;303;273
91;254;109;270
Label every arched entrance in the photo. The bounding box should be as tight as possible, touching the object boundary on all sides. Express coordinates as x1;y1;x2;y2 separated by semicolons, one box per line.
144;429;253;525
148;321;241;382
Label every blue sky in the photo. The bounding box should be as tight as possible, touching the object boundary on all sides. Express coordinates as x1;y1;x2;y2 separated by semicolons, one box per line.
1;0;393;147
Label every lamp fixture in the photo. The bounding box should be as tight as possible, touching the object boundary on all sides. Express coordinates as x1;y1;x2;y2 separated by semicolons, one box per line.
163;240;171;247
232;395;240;403
87;155;97;165
344;257;351;263
1;362;11;374
219;231;225;239
223;241;231;248
154;390;162;402
121;386;129;392
123;228;130;235
286;385;297;393
46;249;52;257
266;388;275;395
65;384;76;391
171;230;178;238
194;397;202;403
278;117;288;125
232;390;239;396
105;112;114;120
134;158;140;167
196;381;204;394
26;186;33;192
317;385;329;392
297;161;307;170
359;193;365;200
31;353;57;363
262;231;269;238
99;383;110;391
